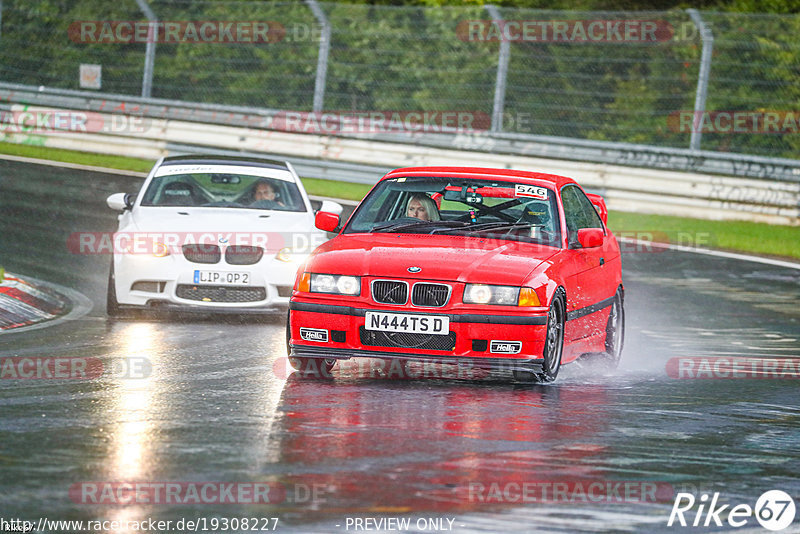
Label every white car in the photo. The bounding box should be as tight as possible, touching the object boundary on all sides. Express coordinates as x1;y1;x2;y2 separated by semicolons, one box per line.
105;155;341;315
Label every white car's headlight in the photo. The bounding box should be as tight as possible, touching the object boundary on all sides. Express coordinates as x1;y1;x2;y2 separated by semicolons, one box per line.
463;284;520;306
276;247;294;262
306;273;361;296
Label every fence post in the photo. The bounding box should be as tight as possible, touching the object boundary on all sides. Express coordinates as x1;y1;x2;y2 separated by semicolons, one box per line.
135;0;157;99
687;9;713;151
0;0;4;43
486;5;509;133
307;0;330;113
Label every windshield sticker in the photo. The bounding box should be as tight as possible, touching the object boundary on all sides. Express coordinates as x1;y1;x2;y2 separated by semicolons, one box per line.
515;185;548;200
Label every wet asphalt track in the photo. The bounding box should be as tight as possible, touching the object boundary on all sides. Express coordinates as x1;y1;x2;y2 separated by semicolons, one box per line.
1;159;799;533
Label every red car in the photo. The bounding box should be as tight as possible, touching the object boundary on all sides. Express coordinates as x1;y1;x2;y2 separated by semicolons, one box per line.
287;167;624;383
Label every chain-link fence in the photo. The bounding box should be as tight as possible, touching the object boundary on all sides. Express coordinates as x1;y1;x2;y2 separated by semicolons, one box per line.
0;1;798;159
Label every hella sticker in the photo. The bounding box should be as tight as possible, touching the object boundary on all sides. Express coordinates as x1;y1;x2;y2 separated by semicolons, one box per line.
490;340;522;354
300;328;328;342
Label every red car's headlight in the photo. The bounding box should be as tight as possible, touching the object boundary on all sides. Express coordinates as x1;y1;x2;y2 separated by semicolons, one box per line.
463;284;540;306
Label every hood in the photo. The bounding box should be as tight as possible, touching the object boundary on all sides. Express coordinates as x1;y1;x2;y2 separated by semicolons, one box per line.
307;233;559;286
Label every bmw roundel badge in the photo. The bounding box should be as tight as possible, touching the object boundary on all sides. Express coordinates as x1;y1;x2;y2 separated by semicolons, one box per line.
407;266;422;273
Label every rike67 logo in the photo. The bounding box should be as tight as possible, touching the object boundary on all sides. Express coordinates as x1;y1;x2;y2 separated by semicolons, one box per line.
668;490;796;531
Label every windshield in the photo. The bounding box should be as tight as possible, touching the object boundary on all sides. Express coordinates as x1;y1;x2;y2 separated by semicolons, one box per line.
343;177;561;246
140;172;306;212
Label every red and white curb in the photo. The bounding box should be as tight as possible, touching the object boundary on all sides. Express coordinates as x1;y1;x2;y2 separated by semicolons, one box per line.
0;273;92;333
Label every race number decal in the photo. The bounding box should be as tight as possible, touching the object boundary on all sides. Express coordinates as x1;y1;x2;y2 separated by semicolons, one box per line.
515;185;548;200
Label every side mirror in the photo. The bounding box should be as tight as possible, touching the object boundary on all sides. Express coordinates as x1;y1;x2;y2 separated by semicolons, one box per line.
107;193;134;211
585;193;608;225
318;200;343;215
315;211;340;233
577;228;604;248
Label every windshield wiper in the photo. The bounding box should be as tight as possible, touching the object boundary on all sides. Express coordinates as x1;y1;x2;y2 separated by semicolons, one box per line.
371;220;471;233
431;221;534;235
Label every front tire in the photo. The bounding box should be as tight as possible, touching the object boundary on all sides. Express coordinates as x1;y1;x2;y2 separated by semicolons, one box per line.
513;293;565;383
106;260;121;317
601;288;625;369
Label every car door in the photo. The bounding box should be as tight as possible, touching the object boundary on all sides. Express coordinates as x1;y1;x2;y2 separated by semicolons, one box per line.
559;185;611;343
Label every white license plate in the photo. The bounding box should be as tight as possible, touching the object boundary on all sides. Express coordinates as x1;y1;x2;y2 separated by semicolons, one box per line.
193;270;250;285
365;311;449;335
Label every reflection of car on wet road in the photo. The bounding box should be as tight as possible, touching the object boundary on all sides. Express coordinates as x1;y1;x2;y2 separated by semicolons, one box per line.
288;166;624;383
106;155;341;315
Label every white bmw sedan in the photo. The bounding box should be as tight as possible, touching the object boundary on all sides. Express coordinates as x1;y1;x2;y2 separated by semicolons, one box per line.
105;155;341;315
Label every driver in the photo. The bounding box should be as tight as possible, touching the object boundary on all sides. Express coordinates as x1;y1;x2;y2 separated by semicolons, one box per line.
406;193;440;221
251;180;284;207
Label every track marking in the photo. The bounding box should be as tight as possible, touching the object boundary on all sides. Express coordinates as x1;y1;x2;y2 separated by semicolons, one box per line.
618;237;800;270
0;275;93;335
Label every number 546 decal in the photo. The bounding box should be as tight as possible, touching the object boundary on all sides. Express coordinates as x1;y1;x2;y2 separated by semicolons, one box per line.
515;185;548;200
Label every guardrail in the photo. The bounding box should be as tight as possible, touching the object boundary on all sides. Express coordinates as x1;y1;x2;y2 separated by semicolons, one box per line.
1;88;798;225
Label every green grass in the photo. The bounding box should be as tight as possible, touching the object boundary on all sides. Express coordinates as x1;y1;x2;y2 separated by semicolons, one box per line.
300;177;372;202
1;142;797;260
608;211;800;260
0;141;154;173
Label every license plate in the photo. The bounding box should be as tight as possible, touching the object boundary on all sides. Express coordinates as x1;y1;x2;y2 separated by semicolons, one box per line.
365;311;449;335
193;270;250;285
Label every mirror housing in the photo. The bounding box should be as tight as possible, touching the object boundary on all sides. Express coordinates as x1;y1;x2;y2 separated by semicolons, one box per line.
318;200;343;215
585;193;608;225
577;228;604;248
315;211;340;233
107;193;134;211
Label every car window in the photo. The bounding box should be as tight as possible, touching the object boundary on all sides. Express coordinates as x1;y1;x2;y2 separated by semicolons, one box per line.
140;173;306;212
343;177;561;247
561;184;604;247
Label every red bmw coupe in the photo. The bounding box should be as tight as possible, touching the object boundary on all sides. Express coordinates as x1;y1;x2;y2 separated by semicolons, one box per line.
287;167;624;383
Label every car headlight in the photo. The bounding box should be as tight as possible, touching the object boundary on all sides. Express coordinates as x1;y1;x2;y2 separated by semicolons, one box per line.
463;284;540;306
152;241;170;257
276;247;294;262
305;273;361;296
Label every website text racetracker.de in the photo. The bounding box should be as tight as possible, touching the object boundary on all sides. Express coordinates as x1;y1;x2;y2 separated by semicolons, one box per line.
68;482;332;505
0;110;150;134
0;517;279;533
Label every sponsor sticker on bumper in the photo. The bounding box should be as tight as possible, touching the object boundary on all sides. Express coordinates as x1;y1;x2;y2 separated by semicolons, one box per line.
490;340;522;354
300;328;328;342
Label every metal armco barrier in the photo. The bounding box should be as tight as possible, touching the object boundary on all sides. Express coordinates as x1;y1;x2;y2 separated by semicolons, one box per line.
1;97;798;225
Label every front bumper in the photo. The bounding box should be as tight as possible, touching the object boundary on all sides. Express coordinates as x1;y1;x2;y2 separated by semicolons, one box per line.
288;300;548;367
114;252;303;310
290;345;544;374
